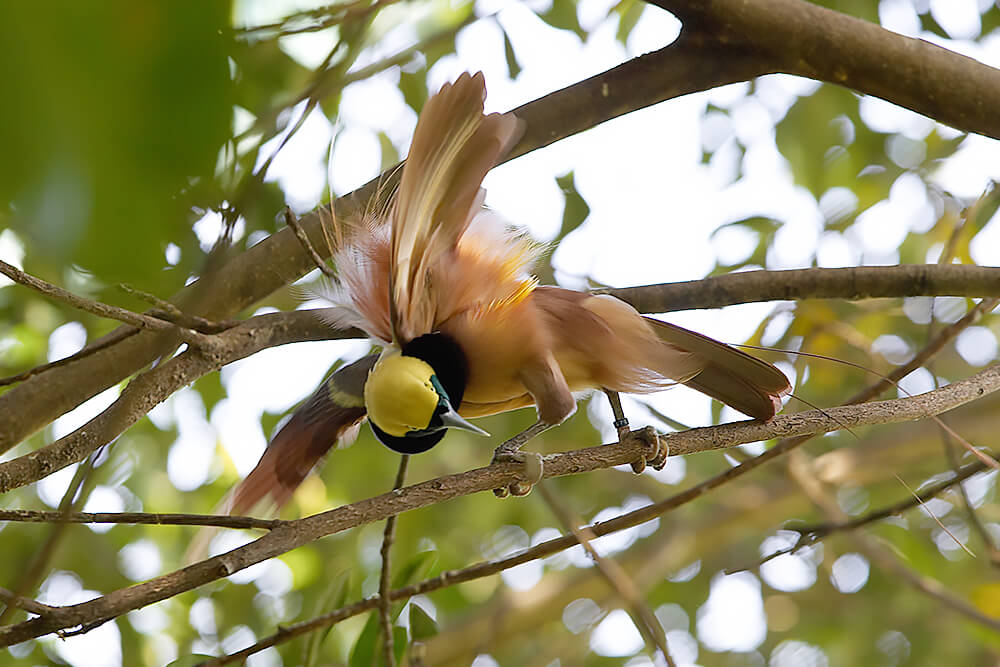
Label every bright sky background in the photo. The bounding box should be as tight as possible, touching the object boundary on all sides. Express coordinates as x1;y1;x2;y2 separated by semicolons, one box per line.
7;0;1000;665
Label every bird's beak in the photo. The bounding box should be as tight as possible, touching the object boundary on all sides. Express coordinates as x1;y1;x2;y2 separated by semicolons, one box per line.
440;406;490;437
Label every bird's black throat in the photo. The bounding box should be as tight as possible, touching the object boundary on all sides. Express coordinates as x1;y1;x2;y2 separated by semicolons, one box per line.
370;332;470;454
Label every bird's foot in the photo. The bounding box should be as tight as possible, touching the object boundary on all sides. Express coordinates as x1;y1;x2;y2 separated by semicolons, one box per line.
489;421;551;497
620;426;668;473
491;447;544;498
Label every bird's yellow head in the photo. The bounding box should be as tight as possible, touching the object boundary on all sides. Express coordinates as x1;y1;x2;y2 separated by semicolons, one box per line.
365;355;440;437
365;353;488;453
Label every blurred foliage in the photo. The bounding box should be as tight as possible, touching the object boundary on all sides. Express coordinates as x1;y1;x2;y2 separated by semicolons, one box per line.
2;1;1000;666
0;2;233;295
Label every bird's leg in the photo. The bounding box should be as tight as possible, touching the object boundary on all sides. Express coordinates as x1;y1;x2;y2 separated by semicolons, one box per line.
490;355;572;497
491;420;552;497
603;389;668;473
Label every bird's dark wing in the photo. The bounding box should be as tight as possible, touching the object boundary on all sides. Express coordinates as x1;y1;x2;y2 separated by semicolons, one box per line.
643;318;791;420
228;354;377;515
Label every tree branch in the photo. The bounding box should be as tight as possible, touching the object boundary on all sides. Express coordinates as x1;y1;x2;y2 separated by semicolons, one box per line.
0;260;216;350
3;265;996;494
0;311;361;495
3;362;1000;646
652;0;1000;139
599;265;1000;313
0;509;285;531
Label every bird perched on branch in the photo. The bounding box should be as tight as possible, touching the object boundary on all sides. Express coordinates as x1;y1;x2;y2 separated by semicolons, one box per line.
229;72;790;514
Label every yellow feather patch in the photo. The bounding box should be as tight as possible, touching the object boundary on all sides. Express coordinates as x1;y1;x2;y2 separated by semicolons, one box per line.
364;355;439;437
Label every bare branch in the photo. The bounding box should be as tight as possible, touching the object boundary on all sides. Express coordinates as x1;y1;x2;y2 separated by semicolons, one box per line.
284;207;337;280
0;259;215;350
0;328;138;388
600;266;1000;314
117;284;240;334
787;451;1000;633
3;363;1000;646
0;455;96;624
0;588;57;618
538;484;674;666
0;311;361;495
379;456;409;667
652;0;1000;139
0;509;285;531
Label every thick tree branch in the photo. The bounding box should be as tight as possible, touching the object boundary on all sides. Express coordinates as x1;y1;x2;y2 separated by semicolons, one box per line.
0;311;361;495
3;363;999;646
600;265;1000;313
653;0;1000;139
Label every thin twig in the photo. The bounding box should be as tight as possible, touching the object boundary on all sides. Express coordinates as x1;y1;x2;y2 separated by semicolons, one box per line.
0;260;215;350
0;587;58;617
379;455;409;667
787;451;1000;633
893;472;975;557
117;284;240;334
235;0;398;39
0;454;96;625
285;207;338;280
784;457;989;543
0;509;286;530
6;362;1000;647
538;484;674;667
940;428;1000;565
0;327;138;387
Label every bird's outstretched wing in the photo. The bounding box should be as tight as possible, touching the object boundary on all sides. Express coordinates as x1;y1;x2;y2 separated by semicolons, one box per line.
389;71;524;342
227;354;377;515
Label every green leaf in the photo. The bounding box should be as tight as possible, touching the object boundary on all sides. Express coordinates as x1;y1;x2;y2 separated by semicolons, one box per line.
304;570;352;666
394;625;408;663
615;0;645;44
502;28;522;79
970;184;1000;232
540;0;586;40
0;2;234;291
350;611;405;667
392;550;438;589
917;11;952;39
378;132;400;173
409;603;439;640
555;171;591;242
350;613;380;667
399;70;429;116
810;0;878;24
982;5;1000;34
